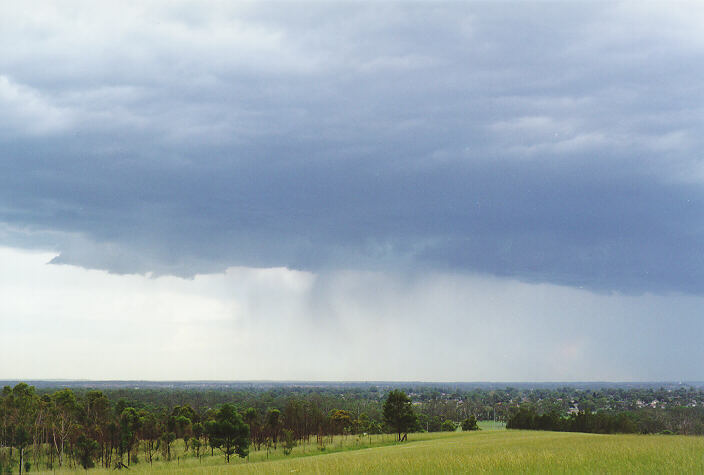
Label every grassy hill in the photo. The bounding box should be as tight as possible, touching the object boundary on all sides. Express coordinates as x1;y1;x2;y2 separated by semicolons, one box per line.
34;424;704;474
205;430;704;474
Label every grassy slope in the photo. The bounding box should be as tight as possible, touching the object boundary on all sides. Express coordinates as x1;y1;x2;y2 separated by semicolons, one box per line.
35;424;704;474
33;431;448;474
205;431;704;474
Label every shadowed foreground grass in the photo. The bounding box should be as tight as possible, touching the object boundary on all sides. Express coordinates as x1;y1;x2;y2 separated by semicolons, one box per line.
34;425;704;474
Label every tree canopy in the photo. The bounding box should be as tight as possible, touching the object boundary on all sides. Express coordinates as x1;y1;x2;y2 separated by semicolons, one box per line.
382;390;417;441
462;415;479;431
206;403;250;462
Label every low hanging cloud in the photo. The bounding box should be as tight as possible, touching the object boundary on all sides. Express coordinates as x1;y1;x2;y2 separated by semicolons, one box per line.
1;2;704;294
2;246;703;381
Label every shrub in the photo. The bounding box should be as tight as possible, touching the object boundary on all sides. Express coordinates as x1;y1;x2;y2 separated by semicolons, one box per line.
441;420;457;432
462;416;479;431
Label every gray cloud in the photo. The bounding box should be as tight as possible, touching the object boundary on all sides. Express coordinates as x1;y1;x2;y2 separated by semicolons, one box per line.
1;2;704;293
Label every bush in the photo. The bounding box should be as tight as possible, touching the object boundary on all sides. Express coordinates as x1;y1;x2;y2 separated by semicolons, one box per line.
462;416;479;431
441;420;457;432
282;429;296;456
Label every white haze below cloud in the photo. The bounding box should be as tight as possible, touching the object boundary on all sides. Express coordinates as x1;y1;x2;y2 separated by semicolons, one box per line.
1;246;702;381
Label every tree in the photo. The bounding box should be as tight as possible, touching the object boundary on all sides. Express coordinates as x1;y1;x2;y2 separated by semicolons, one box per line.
266;409;281;449
119;407;141;465
441;419;457;432
75;434;100;470
190;437;202;457
13;426;30;475
82;390;111;467
207;404;250;462
243;408;261;449
175;415;192;450
462;415;479;431
418;413;442;432
191;422;204;457
137;412;160;465
51;389;78;468
160;431;176;461
282;429;296;455
382;390;417;441
330;409;352;435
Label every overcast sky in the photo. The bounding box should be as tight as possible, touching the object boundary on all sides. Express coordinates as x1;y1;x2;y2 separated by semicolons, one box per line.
1;2;704;381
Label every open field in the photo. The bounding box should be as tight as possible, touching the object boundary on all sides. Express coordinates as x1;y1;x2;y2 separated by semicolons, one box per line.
29;424;704;474
172;431;704;474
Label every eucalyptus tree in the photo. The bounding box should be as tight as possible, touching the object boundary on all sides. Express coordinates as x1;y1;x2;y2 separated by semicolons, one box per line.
13;426;31;474
119;407;141;465
206;404;250;463
382;390;417;441
0;386;9;448
4;384;39;471
192;420;204;455
137;411;160;465
175;414;192;450
243;408;262;449
266;409;282;449
104;421;120;468
81;390;111;467
50;389;79;468
282;398;305;440
160;430;176;461
75;434;99;470
330;409;353;435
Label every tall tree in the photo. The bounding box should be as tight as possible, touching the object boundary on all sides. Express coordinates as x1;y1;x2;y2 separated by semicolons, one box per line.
267;409;282;449
207;404;250;463
382;390;417;441
75;434;100;471
119;407;141;465
51;389;78;467
82;390;110;467
243;408;261;449
330;409;352;435
160;431;176;461
138;411;160;465
13;426;31;475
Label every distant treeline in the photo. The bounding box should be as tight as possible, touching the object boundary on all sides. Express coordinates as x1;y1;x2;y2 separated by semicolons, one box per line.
507;406;704;435
3;381;704;472
0;383;388;472
18;382;704;428
0;383;434;473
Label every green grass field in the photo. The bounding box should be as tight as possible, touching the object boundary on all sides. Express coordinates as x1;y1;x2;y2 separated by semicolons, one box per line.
32;424;704;474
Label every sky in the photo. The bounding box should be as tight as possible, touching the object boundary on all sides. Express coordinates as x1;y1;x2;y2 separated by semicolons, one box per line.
1;1;704;381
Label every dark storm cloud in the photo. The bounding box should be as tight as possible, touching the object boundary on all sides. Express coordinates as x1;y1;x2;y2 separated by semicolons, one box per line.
1;2;704;292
